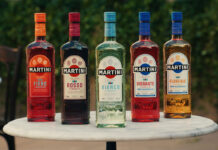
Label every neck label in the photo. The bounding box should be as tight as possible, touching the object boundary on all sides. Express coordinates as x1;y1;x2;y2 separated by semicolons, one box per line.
105;23;116;37
139;22;150;35
69;23;80;37
35;23;46;37
172;22;182;35
167;52;189;94
133;54;157;97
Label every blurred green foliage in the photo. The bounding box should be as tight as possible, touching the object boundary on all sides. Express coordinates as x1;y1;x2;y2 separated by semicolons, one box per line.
0;0;217;117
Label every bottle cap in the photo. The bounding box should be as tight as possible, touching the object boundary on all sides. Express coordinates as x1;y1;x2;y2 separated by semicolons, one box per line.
34;13;46;23
69;12;80;37
69;12;80;23
171;12;182;21
104;12;116;22
171;12;183;35
139;12;150;22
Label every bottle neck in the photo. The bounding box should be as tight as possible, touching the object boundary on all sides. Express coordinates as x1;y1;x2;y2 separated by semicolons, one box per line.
139;35;150;41
139;21;150;41
172;21;182;39
35;36;46;41
104;22;116;41
104;36;116;41
35;22;46;40
69;22;80;41
172;34;183;40
69;36;80;41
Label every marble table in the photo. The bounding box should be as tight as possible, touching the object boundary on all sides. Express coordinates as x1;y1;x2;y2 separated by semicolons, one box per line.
3;111;218;150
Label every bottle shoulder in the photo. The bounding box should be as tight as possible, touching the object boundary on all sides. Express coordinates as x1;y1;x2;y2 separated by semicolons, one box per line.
96;41;125;51
131;40;159;49
164;39;191;48
61;41;88;50
26;40;54;50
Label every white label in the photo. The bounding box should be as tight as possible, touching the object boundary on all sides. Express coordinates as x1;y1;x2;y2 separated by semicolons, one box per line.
63;55;86;99
167;52;189;94
98;56;122;102
133;54;157;97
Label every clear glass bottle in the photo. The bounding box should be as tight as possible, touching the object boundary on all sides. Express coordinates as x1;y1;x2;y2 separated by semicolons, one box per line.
95;12;126;128
163;12;191;118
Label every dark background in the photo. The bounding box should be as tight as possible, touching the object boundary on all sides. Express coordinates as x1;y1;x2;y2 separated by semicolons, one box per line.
0;0;217;121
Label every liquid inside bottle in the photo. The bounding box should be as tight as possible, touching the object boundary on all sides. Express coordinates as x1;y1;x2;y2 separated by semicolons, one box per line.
163;12;191;118
130;12;160;122
26;13;55;122
61;12;89;124
96;12;126;128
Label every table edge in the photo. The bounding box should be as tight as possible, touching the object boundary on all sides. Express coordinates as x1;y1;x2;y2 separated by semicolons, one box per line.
3;112;218;141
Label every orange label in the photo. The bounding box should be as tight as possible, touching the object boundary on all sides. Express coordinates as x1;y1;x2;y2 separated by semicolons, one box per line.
28;55;51;97
34;13;46;22
35;23;46;36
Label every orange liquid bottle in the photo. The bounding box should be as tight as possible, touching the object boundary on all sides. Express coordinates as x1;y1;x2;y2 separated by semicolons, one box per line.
26;13;55;121
163;12;191;118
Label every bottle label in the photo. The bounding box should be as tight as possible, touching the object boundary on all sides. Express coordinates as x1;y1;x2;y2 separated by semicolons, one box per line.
105;23;116;37
28;55;51;97
98;56;122;102
133;54;157;97
69;23;80;37
35;23;46;37
167;52;189;94
63;55;87;100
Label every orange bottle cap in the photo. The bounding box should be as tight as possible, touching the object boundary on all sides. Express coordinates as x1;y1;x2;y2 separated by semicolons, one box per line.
34;13;46;36
34;13;46;23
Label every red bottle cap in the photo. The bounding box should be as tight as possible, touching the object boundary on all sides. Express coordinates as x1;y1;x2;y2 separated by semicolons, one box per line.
34;13;46;23
69;12;80;23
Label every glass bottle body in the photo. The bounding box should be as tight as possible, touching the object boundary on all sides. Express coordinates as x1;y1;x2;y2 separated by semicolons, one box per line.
26;37;55;122
96;37;126;128
130;36;160;122
163;35;191;118
60;37;89;124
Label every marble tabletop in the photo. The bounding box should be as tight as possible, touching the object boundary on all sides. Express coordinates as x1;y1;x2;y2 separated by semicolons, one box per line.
3;111;218;141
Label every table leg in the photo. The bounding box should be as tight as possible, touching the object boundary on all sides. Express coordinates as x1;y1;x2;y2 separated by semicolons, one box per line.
106;141;116;150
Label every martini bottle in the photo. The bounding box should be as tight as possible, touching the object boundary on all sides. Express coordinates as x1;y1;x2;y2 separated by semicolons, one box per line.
26;13;55;122
163;12;191;118
95;12;126;128
130;12;160;122
60;12;89;124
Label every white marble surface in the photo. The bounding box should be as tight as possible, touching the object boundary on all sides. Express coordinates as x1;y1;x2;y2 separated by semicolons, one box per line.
3;111;218;141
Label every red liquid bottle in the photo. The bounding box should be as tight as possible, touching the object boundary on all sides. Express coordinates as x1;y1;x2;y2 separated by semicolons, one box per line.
130;12;160;122
26;13;55;122
61;12;89;124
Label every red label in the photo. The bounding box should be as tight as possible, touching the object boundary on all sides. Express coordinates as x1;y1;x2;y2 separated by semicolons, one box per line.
70;65;80;77
105;66;116;79
28;55;51;97
69;23;80;37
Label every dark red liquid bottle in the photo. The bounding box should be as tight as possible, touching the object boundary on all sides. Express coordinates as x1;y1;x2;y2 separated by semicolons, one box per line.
26;13;55;122
130;12;160;122
61;12;89;124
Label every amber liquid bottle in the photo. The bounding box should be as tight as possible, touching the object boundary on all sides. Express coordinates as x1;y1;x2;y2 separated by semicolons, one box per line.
163;12;191;118
61;12;89;124
26;13;55;121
